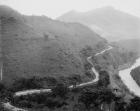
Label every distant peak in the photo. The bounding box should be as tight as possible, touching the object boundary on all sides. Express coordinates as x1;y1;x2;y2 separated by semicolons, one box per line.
94;6;116;12
102;6;115;9
58;10;78;19
69;10;77;13
66;10;78;15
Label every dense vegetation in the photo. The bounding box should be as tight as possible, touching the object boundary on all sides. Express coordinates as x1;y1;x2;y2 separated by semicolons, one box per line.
0;69;139;111
95;45;138;70
131;66;140;86
0;5;107;85
115;39;140;56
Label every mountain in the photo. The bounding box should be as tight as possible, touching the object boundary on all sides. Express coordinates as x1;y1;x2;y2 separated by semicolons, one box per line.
58;6;140;41
0;5;107;85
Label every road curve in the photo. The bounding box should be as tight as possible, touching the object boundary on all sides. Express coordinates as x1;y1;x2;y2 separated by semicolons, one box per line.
3;102;27;111
3;46;113;111
15;46;113;96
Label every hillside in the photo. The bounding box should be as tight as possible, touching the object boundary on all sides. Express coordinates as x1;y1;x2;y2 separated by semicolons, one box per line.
115;39;140;55
58;6;140;41
131;66;140;86
0;6;107;85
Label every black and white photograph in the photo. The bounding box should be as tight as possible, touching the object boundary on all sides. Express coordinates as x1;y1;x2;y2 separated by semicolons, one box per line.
0;0;140;111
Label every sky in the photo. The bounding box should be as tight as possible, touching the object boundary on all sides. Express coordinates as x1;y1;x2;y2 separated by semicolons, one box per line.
0;0;140;19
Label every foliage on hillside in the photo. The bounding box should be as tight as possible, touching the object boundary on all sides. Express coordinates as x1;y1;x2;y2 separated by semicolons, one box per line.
131;66;140;86
94;45;137;70
0;6;107;85
0;70;139;111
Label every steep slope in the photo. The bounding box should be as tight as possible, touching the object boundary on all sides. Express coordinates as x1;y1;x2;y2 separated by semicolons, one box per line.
58;6;140;41
0;6;107;85
131;66;140;87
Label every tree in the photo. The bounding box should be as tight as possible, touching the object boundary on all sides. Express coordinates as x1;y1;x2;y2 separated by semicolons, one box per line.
97;88;116;111
94;65;102;72
11;77;42;92
79;87;116;111
0;83;6;92
67;74;82;87
52;83;69;98
78;89;99;109
84;63;92;70
44;98;67;110
97;70;110;87
128;97;140;111
80;45;93;57
0;83;13;100
114;97;127;111
98;88;115;103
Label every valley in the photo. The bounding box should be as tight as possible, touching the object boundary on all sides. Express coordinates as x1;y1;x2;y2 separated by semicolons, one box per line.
0;5;140;111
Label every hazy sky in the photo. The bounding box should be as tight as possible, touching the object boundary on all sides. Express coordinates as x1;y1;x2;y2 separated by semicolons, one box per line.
1;0;140;19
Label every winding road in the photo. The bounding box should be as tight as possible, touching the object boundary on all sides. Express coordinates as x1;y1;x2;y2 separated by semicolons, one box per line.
3;46;113;111
3;102;27;111
14;46;113;96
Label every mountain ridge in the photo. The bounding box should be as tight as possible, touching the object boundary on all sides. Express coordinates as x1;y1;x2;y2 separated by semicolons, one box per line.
58;6;140;41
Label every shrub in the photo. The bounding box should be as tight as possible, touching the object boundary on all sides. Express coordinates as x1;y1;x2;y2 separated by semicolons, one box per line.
97;70;110;87
52;83;69;98
11;77;43;92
